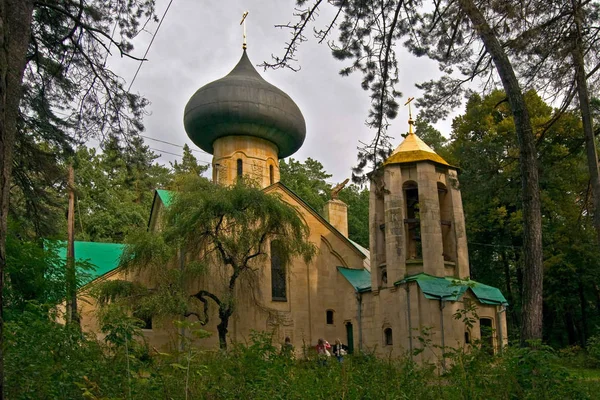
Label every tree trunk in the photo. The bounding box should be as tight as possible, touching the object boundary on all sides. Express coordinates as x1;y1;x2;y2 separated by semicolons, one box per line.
66;164;79;326
0;1;34;397
458;0;544;345
217;306;232;350
571;0;600;248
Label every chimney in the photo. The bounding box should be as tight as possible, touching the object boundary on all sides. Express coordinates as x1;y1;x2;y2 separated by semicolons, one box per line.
323;199;348;237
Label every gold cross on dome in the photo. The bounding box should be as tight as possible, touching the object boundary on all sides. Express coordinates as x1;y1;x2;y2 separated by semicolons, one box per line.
240;11;249;49
404;97;415;134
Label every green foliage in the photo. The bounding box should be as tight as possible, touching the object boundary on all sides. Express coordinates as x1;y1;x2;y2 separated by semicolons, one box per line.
75;138;171;243
5;305;135;400
280;157;370;248
338;183;370;248
587;335;600;366
99;305;144;348
4;226;95;319
170;144;209;177
448;90;600;345
6;312;600;399
279;157;332;214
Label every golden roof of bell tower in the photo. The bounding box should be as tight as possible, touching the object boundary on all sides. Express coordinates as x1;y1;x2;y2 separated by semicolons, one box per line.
383;99;450;167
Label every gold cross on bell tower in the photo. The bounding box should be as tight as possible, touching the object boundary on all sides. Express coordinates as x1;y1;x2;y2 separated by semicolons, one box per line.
404;97;415;135
240;11;249;50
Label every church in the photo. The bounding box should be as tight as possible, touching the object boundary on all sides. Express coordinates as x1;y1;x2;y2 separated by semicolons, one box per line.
73;44;508;364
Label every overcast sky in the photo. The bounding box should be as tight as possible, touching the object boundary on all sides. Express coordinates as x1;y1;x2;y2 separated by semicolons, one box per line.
110;0;452;185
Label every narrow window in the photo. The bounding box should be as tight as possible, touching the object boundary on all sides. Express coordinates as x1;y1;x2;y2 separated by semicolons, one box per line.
380;266;388;286
269;165;274;185
326;310;334;325
464;331;471;344
237;158;243;178
384;328;393;346
271;240;286;301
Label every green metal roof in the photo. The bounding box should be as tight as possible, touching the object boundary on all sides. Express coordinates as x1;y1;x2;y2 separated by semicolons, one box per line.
396;273;508;305
54;241;125;286
156;189;174;207
337;267;371;293
348;239;369;258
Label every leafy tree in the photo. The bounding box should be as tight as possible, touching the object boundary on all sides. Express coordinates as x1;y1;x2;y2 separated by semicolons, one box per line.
75;139;170;243
280;157;370;247
1;1;157;391
338;184;370;249
413;116;451;162
98;177;315;349
492;0;600;252
170;144;209;177
279;157;332;214
449;90;599;344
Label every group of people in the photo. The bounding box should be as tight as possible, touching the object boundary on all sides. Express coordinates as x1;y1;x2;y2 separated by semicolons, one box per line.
280;337;350;363
316;338;348;363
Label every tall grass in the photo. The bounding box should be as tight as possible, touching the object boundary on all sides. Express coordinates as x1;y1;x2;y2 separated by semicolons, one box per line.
5;310;600;399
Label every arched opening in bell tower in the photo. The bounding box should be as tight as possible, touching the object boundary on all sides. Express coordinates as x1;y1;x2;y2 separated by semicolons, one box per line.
403;181;421;260
437;182;456;262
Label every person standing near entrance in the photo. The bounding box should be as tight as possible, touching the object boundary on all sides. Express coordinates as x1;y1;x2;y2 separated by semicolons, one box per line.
332;339;348;363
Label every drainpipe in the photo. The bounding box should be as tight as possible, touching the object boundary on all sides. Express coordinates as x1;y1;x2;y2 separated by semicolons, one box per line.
357;292;363;352
405;283;413;358
440;298;446;371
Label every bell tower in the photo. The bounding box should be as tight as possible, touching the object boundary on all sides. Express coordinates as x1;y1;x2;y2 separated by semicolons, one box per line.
369;104;469;291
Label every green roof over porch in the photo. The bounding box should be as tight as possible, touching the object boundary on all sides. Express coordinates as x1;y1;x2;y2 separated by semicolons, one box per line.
337;267;371;293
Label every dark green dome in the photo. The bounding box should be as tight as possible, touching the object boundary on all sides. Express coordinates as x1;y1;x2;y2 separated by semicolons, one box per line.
183;50;306;158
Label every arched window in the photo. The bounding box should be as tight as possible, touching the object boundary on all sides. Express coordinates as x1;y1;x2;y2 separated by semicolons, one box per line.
237;158;243;179
269;165;274;185
271;240;286;301
384;328;393;346
326;310;334;325
403;181;421;259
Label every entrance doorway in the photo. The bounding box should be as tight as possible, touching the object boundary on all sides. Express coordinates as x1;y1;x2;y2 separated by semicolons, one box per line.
346;322;354;354
479;318;494;354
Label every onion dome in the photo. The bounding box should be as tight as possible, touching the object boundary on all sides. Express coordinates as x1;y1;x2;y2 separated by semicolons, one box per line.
183;50;306;158
384;117;450;167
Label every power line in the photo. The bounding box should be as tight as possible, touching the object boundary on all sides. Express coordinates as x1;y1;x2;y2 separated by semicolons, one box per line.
148;147;212;164
141;135;210;155
128;0;175;92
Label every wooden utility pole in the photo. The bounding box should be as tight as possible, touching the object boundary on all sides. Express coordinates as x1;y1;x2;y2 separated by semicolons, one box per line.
66;164;79;326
